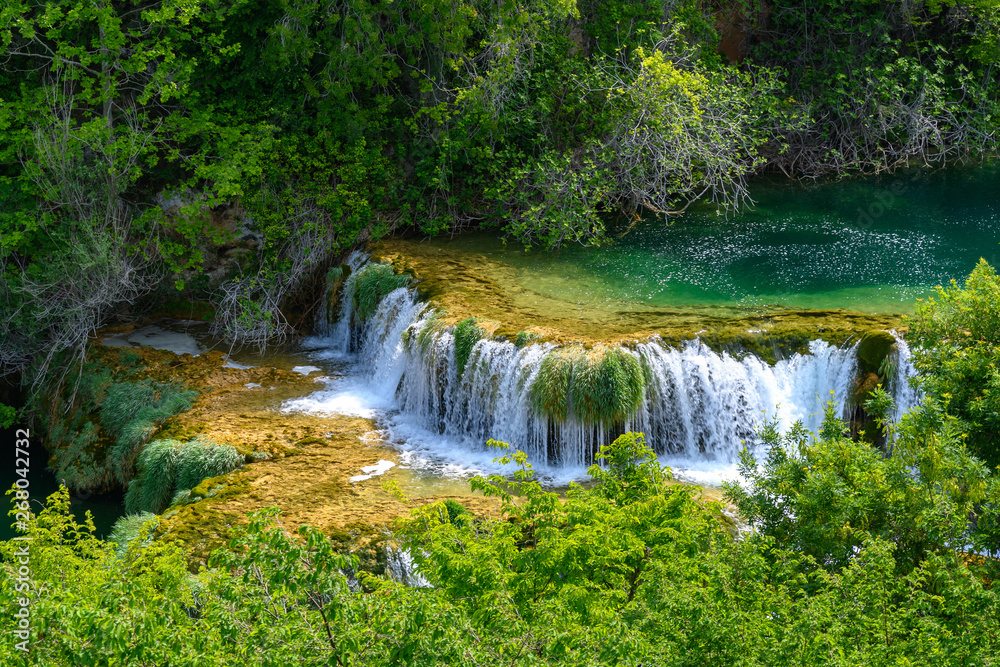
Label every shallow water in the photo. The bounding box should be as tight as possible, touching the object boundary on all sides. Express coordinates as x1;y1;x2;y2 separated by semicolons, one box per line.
423;163;1000;315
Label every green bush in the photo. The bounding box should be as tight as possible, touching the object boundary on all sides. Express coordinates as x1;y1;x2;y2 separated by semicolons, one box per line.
909;259;1000;468
48;420;107;491
351;263;410;321
453;317;485;378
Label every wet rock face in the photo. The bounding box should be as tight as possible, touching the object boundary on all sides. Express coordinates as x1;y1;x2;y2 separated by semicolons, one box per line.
856;330;898;376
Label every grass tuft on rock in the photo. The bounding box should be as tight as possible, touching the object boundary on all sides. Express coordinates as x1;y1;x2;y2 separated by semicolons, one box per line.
108;512;158;554
454;317;486;378
124;438;182;515
124;437;245;514
352;263;410;321
102;380;198;485
531;346;645;424
174;438;245;491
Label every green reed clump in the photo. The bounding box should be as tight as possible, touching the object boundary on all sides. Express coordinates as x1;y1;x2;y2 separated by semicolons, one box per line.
108;512;158;554
571;348;645;423
174;438;244;491
101;380;198;485
352;263;410;320
413;311;445;352
530;347;583;422
514;330;542;347
530;347;645;424
453;318;486;378
124;437;244;514
124;438;182;514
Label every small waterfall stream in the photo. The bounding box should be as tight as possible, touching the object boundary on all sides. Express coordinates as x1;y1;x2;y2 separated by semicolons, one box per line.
291;266;920;480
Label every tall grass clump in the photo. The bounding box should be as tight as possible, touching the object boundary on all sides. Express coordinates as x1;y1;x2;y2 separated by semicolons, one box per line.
453;318;485;378
108;512;158;554
101;380;197;484
514;330;542;348
571;348;644;423
124;439;182;514
351;263;409;321
174;438;244;490
124;437;245;514
409;311;444;352
530;346;645;424
530;347;584;422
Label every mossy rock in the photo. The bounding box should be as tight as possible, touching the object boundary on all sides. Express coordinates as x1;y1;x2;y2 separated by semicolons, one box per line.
852;372;881;408
856;330;897;375
326;264;351;321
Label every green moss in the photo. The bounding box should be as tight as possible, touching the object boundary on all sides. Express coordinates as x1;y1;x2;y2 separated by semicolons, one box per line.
454;317;486;378
325;264;350;321
856;330;897;375
352;263;410;320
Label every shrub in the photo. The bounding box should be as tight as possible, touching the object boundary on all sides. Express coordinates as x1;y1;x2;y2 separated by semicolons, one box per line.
352;263;409;320
453;317;485;379
49;420;108;491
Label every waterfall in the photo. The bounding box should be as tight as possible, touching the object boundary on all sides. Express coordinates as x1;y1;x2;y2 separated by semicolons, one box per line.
385;547;431;588
313;250;368;343
296;267;920;475
890;331;921;421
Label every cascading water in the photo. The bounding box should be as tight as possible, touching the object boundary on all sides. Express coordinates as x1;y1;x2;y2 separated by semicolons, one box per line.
889;332;921;421
313;249;368;345
289;265;917;480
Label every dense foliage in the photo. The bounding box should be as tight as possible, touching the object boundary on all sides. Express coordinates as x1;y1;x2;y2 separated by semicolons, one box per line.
909;259;1000;469
3;420;999;665
1;0;998;387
